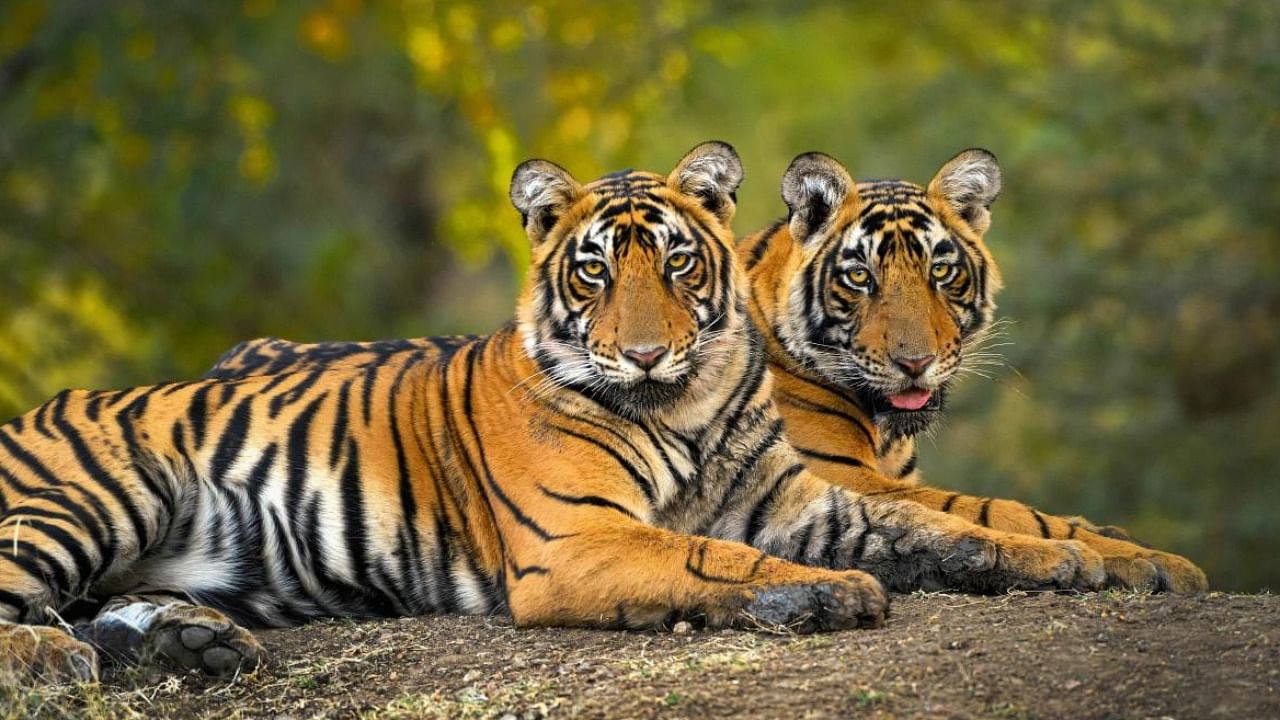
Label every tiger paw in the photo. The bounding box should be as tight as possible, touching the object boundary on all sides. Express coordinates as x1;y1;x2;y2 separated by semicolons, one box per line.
142;605;264;677
740;572;888;632
988;536;1107;592
1100;549;1208;593
0;623;99;685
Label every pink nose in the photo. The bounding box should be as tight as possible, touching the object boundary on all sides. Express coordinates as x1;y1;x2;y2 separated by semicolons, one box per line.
622;346;668;371
893;354;935;378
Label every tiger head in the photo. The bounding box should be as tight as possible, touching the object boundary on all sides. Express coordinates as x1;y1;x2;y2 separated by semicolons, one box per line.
763;149;1004;438
511;142;745;418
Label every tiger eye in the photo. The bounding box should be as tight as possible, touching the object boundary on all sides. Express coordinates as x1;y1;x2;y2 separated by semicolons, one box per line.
582;261;606;278
931;263;952;280
667;253;692;271
848;267;870;285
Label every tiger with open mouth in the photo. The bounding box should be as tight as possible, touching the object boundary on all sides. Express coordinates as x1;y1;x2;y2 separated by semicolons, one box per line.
739;149;1207;593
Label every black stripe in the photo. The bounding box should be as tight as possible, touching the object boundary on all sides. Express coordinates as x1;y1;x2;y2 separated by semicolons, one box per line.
509;561;549;579
187;384;211;450
847;499;868;564
209;397;254;484
977;498;992;526
360;361;380;425
898;452;918;478
328;379;352;470
0;588;30;617
538;485;639;521
775;387;875;446
269;371;324;418
338;437;373;589
112;390;176;521
245;443;278;500
1033;510;1051;538
284;395;327;518
32;394;58;439
744;463;805;545
438;342;509;600
11;521;93;594
796;447;867;469
4;540;72;597
463;342;572;542
43;404;153;551
940;493;959;513
549;423;656;507
388;354;426;603
684;541;743;585
743;220;786;271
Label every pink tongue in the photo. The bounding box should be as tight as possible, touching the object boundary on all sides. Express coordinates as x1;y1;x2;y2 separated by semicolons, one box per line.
888;388;933;411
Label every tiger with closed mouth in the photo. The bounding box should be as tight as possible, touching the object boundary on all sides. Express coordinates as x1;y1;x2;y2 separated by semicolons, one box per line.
739;149;1207;593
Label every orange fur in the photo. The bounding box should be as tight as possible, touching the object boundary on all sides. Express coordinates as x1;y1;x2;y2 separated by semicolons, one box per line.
739;150;1207;593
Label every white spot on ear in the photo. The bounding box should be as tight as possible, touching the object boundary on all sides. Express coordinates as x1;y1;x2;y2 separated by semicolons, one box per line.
679;154;733;196
520;174;560;210
802;174;844;209
933;149;1001;213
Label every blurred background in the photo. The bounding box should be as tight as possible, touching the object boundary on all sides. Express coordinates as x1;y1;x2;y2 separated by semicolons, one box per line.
1;1;1276;591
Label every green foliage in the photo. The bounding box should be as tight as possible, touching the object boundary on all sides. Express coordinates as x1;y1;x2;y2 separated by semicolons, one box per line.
1;1;1276;590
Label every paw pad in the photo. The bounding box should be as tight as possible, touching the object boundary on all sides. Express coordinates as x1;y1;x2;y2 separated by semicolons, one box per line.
144;608;265;677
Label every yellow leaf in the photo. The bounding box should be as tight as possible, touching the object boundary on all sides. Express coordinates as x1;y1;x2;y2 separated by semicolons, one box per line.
407;25;448;75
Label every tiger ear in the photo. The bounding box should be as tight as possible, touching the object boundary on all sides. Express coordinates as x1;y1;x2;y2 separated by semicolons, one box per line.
927;148;1002;235
668;141;744;226
509;159;584;245
781;152;855;243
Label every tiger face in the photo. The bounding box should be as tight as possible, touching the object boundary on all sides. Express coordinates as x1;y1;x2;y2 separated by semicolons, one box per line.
775;150;1004;437
511;142;744;418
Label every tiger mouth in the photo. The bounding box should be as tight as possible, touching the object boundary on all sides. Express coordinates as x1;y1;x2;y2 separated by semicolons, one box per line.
869;387;944;415
573;375;693;418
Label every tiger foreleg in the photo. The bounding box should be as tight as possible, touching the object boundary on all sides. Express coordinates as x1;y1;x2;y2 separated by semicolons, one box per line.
826;469;1205;592
729;464;1108;594
75;594;264;677
503;523;887;633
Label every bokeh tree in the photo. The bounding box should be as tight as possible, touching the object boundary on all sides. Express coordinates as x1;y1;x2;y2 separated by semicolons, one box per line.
1;0;1276;590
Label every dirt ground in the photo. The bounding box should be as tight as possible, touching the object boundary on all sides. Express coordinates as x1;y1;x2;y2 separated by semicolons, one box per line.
2;591;1276;720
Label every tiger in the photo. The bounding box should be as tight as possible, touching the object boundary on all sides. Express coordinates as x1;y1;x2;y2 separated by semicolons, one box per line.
738;148;1208;593
211;152;1208;596
0;141;1117;686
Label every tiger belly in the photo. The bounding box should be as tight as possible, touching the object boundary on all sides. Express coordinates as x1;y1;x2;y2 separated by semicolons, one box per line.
111;472;499;627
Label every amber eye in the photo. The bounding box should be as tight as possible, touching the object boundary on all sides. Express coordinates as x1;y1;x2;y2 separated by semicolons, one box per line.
847;267;871;286
931;262;954;281
580;261;607;279
667;252;695;272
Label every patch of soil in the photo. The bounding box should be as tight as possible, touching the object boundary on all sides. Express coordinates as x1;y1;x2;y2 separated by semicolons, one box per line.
3;592;1276;719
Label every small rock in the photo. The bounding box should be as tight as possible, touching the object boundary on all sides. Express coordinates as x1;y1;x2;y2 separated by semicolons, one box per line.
498;714;518;720
462;669;481;683
672;621;694;635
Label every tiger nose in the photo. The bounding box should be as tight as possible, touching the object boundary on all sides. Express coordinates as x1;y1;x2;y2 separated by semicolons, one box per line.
622;345;669;371
893;354;936;378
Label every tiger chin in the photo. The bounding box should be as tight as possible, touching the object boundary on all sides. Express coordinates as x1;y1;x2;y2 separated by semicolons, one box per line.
740;148;1209;594
0;141;1128;686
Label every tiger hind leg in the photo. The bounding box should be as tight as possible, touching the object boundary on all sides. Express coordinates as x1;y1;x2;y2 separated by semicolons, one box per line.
75;594;264;677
